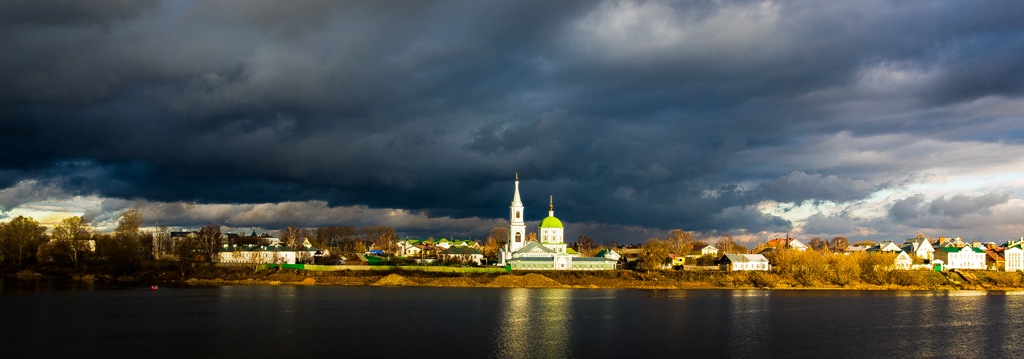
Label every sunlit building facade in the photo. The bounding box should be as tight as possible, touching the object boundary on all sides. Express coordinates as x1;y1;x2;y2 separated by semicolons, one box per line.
497;175;617;270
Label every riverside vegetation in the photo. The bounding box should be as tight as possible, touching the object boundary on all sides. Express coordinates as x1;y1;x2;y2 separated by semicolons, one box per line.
4;211;1024;290
115;256;1024;291
9;247;1024;290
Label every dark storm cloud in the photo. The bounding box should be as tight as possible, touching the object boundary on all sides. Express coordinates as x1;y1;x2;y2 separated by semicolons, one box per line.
889;192;1011;223
755;171;877;204
0;0;161;27
2;0;1024;242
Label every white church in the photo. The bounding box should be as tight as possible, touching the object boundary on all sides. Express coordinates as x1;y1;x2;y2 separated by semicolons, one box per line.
498;174;619;270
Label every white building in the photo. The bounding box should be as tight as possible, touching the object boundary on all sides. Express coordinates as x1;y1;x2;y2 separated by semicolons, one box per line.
935;245;986;270
894;251;913;270
438;246;485;265
688;244;719;259
1005;246;1024;272
787;239;809;251
497;175;617;270
217;243;319;265
902;238;935;262
872;241;903;252
718;254;771;271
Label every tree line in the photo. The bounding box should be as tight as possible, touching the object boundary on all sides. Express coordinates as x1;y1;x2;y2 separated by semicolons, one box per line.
632;230;750;271
0;210;155;275
0;210;404;275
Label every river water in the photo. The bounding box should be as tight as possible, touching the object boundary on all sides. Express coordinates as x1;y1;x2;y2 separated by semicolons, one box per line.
2;279;1023;358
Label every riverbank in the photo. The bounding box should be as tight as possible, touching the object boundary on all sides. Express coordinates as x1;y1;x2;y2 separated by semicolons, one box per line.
11;266;1024;291
157;266;1024;291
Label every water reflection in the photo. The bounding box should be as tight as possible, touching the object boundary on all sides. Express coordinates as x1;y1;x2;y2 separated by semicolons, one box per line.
492;288;573;359
0;277;99;294
9;284;1024;358
216;285;300;346
945;293;985;358
1001;293;1024;355
726;290;769;358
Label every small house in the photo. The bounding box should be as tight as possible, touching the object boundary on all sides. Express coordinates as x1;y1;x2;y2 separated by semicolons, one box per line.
438;246;484;265
894;251;913;270
718;254;771;271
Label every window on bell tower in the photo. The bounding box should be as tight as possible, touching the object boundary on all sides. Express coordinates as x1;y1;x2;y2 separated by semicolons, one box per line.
516;212;520;219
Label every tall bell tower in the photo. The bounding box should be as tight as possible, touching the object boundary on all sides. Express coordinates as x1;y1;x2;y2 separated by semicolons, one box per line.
508;173;526;253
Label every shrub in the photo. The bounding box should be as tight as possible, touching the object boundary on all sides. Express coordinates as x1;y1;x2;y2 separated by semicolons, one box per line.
825;254;861;286
749;271;780;288
859;252;897;285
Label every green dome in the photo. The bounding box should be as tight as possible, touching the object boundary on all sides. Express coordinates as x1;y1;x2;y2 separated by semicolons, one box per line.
539;216;563;229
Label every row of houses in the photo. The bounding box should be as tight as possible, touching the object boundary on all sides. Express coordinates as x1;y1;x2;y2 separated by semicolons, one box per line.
216;238;324;265
153;230;327;265
391;238;487;265
756;236;1024;272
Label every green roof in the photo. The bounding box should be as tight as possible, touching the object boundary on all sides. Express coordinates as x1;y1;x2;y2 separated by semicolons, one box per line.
440;247;481;255
566;247;578;254
539;216;563;228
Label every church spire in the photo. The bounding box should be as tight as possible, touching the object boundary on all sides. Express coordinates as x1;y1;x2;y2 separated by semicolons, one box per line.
512;173;522;207
549;195;554;217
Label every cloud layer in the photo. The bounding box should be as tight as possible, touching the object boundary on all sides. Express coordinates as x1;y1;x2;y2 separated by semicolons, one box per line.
3;0;1024;244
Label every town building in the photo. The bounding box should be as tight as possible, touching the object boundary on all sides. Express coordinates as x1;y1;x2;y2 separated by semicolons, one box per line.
217;242;320;265
902;238;935;262
438;246;485;265
870;241;903;253
718;254;771;271
934;245;986;270
894;251;913;270
758;238;808;253
497;175;617;270
395;238;479;259
1005;245;1024;272
688;244;719;259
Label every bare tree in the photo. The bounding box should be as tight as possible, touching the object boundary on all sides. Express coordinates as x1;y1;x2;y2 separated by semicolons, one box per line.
829;236;851;252
198;224;222;263
665;229;694;256
365;226;398;255
95;210;147;274
714;235;748;254
574;234;602;257
808;237;827;251
282;226;303;248
44;216;92;268
171;235;202;277
483;226;508;260
0;216;47;270
316;225;360;252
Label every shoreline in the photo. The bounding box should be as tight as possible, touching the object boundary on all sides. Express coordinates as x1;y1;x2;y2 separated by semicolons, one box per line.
170;277;1005;291
160;269;1021;291
10;268;1024;292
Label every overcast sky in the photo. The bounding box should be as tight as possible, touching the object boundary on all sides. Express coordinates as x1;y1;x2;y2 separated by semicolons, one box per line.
3;0;1024;245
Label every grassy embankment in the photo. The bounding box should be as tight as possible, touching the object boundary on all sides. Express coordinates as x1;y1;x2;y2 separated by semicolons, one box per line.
154;265;1024;290
14;252;1024;290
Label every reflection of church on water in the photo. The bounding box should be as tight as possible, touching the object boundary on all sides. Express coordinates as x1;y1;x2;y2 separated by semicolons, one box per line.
497;174;618;270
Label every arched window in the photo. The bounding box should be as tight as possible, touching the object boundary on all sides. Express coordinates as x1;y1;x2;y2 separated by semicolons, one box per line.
515;233;522;243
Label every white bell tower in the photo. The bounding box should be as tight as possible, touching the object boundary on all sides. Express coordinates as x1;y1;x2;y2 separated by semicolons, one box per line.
508;173;526;253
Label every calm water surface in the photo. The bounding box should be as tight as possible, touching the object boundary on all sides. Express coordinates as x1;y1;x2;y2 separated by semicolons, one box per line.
2;279;1023;358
